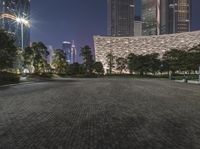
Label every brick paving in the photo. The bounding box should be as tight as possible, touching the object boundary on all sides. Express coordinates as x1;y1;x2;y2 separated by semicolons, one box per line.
0;79;200;149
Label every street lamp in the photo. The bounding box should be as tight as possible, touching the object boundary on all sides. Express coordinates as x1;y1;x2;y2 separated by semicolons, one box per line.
169;2;178;33
16;17;30;50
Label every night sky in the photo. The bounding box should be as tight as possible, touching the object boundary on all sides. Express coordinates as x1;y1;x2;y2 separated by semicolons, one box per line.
31;0;200;50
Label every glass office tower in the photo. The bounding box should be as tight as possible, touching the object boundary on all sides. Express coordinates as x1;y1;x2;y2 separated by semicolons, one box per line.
173;0;191;33
0;0;30;48
107;0;135;37
62;41;72;64
142;0;191;36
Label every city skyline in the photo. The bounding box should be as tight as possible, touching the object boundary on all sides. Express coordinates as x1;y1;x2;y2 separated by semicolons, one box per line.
31;0;200;49
142;0;191;36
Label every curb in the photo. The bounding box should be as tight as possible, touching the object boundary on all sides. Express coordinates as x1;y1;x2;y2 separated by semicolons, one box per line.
0;81;34;88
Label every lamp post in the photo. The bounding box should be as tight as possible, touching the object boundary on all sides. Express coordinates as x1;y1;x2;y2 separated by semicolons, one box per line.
169;2;178;33
16;17;30;73
199;66;200;83
16;17;29;50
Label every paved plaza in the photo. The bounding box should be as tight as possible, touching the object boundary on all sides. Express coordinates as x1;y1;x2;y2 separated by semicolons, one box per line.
0;79;200;149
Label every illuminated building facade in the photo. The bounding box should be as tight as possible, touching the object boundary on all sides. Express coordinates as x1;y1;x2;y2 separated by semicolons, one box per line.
0;0;30;48
142;0;191;36
94;31;200;71
174;0;191;33
107;0;135;37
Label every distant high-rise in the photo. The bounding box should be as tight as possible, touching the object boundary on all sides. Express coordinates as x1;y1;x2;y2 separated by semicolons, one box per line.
62;41;77;64
142;0;191;36
0;0;30;48
134;16;142;36
71;40;77;63
107;0;135;37
62;41;72;63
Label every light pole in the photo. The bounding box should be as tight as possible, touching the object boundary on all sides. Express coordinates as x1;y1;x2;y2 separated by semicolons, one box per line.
169;2;178;33
16;17;30;73
16;17;29;50
199;66;200;83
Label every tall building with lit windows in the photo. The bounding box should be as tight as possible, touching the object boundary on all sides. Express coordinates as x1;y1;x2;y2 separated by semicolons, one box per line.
62;41;77;64
107;0;135;37
0;0;30;48
142;0;191;36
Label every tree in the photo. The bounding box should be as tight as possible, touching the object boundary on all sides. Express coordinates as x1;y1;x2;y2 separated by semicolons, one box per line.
14;48;24;73
80;46;94;75
0;28;17;72
188;44;200;72
23;42;50;74
52;49;68;74
135;55;148;75
24;46;34;73
106;53;115;74
93;62;104;75
127;53;137;74
32;42;49;74
147;53;160;75
163;49;187;75
116;57;127;74
68;63;81;75
127;53;160;75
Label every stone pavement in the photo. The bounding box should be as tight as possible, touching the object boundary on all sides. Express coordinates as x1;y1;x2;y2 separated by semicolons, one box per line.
0;79;200;149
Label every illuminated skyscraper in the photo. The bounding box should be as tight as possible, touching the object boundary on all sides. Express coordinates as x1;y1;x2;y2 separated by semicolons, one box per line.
0;0;30;48
62;41;77;64
107;0;135;37
62;41;72;63
71;40;77;63
142;0;191;36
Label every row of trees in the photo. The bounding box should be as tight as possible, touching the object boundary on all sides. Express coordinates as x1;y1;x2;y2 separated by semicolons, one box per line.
106;47;200;76
24;44;104;76
0;28;104;76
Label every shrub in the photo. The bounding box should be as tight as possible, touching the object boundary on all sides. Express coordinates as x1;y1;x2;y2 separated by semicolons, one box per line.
0;72;20;85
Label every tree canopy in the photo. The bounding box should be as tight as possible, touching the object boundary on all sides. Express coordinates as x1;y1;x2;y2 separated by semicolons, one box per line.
52;49;68;74
0;28;17;71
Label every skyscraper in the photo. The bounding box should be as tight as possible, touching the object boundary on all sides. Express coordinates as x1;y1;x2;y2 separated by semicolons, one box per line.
71;40;77;63
62;41;72;63
107;0;135;37
170;0;191;34
134;16;142;36
142;0;191;36
62;41;77;64
0;0;30;48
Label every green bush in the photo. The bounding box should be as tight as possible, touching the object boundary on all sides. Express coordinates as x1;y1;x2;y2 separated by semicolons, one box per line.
0;72;20;85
